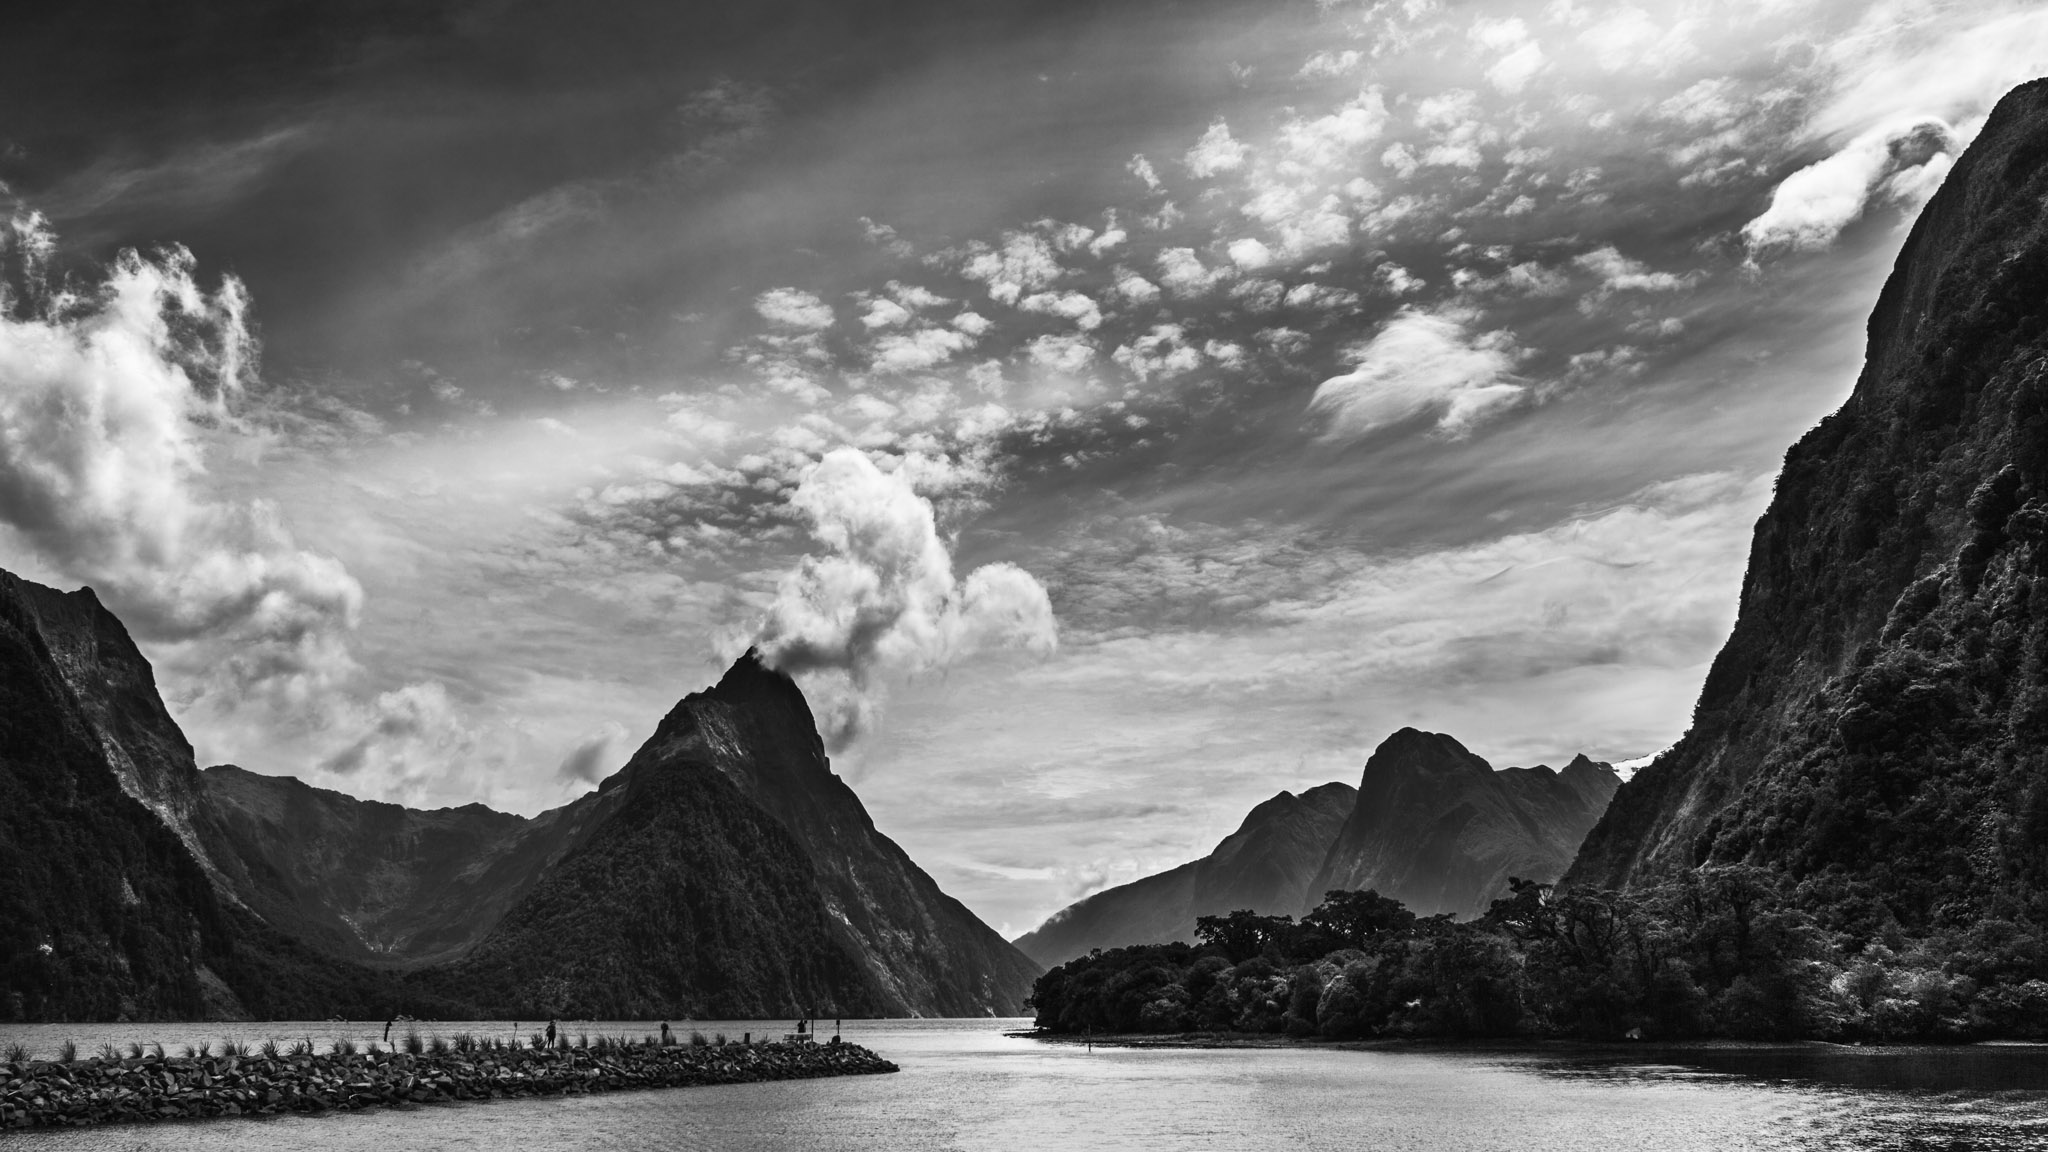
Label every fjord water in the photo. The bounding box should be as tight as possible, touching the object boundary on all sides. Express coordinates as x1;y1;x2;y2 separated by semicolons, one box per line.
4;1019;2046;1150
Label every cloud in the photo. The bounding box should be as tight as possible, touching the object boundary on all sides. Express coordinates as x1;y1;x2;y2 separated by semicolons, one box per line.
1309;308;1522;440
1184;120;1248;178
1741;116;1957;254
755;287;836;329
752;448;1056;746
870;324;975;373
1155;248;1228;297
556;720;630;786
961;233;1063;306
0;229;364;708
1018;290;1104;330
1574;247;1690;295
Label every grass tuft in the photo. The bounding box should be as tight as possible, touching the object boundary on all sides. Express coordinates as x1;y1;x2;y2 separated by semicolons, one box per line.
219;1039;242;1057
714;1033;727;1046
429;1035;450;1055
528;1031;545;1051
405;1029;423;1056
4;1042;28;1064
690;1030;709;1048
58;1041;77;1063
334;1037;357;1056
289;1038;312;1058
149;1042;165;1060
261;1039;281;1060
125;1042;143;1060
97;1042;118;1062
366;1041;382;1056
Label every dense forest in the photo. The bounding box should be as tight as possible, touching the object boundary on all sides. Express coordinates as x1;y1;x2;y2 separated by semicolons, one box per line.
1028;879;2048;1042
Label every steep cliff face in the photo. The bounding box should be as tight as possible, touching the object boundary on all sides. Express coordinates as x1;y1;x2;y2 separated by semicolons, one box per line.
0;573;458;1022
1566;81;2048;936
198;766;613;967
1013;782;1357;968
1308;729;1621;919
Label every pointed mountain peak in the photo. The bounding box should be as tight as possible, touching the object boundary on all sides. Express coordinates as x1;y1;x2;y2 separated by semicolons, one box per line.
1362;728;1491;777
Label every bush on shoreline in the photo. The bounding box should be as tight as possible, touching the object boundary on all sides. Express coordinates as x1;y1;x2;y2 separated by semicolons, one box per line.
1028;875;2048;1043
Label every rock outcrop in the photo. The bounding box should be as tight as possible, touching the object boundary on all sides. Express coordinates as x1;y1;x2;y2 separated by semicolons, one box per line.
1565;80;2048;937
1013;783;1356;967
1307;729;1621;919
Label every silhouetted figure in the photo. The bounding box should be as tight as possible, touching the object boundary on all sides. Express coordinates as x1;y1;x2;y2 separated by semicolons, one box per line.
383;1019;393;1043
660;1021;671;1046
545;1019;557;1048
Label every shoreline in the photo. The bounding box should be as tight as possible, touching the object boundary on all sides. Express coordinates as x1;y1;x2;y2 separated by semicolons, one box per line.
1;1039;896;1130
1008;1030;2048;1053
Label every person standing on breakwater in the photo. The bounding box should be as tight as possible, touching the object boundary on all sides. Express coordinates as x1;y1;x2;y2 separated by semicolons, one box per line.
384;1018;394;1044
546;1019;557;1048
660;1021;671;1046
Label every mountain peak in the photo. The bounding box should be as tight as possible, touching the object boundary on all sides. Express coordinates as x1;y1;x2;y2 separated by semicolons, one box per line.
1362;728;1491;778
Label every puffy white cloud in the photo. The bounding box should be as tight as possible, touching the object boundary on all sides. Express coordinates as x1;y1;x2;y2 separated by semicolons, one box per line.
1574;247;1690;295
1026;333;1097;375
1112;324;1204;382
1018;290;1104;330
1155;248;1228;297
1112;269;1162;305
1185;120;1249;178
1309;308;1523;440
870;324;975;373
1226;238;1273;270
753;448;1056;745
961;233;1064;306
0;235;363;705
951;310;994;337
1741;116;1957;254
861;298;914;329
1128;153;1163;192
754;286;836;329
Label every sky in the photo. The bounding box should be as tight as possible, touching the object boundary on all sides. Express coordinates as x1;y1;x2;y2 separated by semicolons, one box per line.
2;0;2046;936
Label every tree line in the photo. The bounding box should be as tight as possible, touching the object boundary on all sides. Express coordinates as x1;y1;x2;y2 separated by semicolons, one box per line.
1028;870;2048;1041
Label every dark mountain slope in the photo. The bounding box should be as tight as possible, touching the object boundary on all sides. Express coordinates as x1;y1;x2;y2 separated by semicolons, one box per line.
198;765;610;967
1013;782;1356;968
1308;730;1620;919
1566;80;2048;939
0;573;459;1022
433;652;1038;1017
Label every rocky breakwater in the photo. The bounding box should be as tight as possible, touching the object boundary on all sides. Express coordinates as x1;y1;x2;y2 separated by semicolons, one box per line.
0;1040;898;1129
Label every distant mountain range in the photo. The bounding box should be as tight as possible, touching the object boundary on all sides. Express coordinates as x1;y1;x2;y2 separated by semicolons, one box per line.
1014;782;1356;968
1016;730;1620;967
0;569;1036;1021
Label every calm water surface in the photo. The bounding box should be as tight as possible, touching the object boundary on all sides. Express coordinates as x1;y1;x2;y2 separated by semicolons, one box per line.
3;1019;2046;1150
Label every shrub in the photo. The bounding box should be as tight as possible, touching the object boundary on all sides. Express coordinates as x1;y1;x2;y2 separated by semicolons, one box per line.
690;1030;709;1048
528;1032;546;1051
429;1036;450;1055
